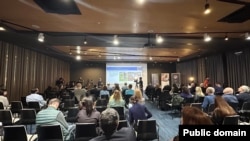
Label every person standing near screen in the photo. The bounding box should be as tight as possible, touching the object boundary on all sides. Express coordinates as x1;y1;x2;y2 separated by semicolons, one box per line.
139;77;143;93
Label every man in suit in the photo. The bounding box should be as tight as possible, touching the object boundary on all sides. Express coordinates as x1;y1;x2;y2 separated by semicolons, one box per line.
90;108;136;141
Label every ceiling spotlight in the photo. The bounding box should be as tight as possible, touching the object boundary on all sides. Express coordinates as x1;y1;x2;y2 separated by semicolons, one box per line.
204;0;211;15
69;50;72;55
204;33;212;42
113;35;119;45
76;55;81;60
177;58;180;62
149;56;153;61
224;33;229;41
84;36;87;45
0;27;6;31
76;50;81;54
245;32;250;40
38;33;44;42
156;34;164;44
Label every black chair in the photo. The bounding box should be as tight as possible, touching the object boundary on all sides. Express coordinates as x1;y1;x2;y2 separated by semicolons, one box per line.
37;125;63;141
10;101;23;117
190;103;202;110
27;102;41;113
21;96;28;108
63;99;75;111
238;102;250;122
95;106;107;113
75;123;98;141
0;102;4;109
117;120;128;130
100;95;109;101
227;102;239;112
136;119;159;141
96;99;108;107
111;107;125;120
20;109;36;134
3;125;37;141
206;103;215;114
0;110;14;126
66;107;79;123
223;115;240;125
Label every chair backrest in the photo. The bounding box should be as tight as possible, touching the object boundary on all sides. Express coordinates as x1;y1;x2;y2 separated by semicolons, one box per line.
37;124;63;141
66;107;79;123
0;110;13;126
20;109;36;125
3;125;28;141
96;99;108;107
190;103;202;110
137;119;158;140
117;120;128;130
207;103;215;114
100;95;109;101
95;106;107;113
227;102;238;112
0;102;4;109
10;101;23;114
21;96;28;107
75;123;98;140
223;115;240;125
111;107;125;120
241;102;250;110
63;99;75;110
27;101;41;112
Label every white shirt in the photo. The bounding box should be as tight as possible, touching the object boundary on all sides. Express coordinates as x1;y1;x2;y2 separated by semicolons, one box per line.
26;93;46;107
0;95;9;107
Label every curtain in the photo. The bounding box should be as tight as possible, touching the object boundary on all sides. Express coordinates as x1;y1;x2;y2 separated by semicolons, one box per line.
0;41;70;101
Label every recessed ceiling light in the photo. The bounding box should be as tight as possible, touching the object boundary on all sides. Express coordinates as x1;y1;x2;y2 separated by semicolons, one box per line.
187;43;193;46
97;22;101;25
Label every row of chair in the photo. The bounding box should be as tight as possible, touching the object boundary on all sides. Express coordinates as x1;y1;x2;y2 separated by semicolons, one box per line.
0;119;158;141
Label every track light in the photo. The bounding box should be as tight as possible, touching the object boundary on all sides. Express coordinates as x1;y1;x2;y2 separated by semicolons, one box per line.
0;27;5;31
224;33;229;41
204;33;211;42
204;0;211;15
245;32;250;40
84;36;87;45
113;35;119;45
38;33;44;42
156;34;164;44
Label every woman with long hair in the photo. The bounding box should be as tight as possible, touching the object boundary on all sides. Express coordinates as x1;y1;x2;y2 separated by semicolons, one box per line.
107;90;125;108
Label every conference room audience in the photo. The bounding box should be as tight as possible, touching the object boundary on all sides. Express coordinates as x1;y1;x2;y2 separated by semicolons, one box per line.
36;98;75;141
0;89;9;108
129;96;152;130
90;108;137;141
202;87;215;112
107;90;125;108
211;96;237;125
26;88;47;108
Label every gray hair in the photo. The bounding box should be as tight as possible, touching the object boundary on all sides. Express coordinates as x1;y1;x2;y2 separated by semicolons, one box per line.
240;85;250;93
100;108;119;139
206;87;215;94
223;87;234;94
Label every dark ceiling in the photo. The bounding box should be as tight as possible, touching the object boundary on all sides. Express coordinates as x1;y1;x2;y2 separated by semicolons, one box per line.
0;0;249;63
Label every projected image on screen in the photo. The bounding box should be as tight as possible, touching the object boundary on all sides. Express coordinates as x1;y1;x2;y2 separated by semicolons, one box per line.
106;63;147;90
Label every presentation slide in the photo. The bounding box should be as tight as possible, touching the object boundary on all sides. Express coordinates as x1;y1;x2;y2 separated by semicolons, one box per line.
106;63;147;90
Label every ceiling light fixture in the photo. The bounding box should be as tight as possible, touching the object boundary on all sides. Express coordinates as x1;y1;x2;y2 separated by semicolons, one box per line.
245;32;250;40
204;33;212;42
224;33;229;41
76;55;81;60
156;34;164;44
98;53;101;58
113;35;119;45
69;50;72;55
83;36;87;45
0;27;6;31
204;0;211;15
38;33;44;42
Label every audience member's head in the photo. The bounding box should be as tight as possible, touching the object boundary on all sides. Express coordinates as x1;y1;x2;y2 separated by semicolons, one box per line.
164;85;172;91
81;97;94;116
0;89;5;96
112;90;122;101
48;98;60;109
238;85;249;93
206;87;215;95
134;89;143;100
181;106;213;125
102;85;107;90
128;84;133;89
195;86;203;93
76;82;82;89
223;87;234;95
100;108;120;139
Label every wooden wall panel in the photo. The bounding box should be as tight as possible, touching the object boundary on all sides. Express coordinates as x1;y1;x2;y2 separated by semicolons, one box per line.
0;41;70;101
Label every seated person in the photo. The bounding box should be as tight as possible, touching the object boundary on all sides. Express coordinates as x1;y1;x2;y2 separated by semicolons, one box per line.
129;96;152;130
36;98;75;141
26;88;47;108
77;97;101;124
90;108;136;141
202;87;215;112
107;90;125;108
0;89;9;108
